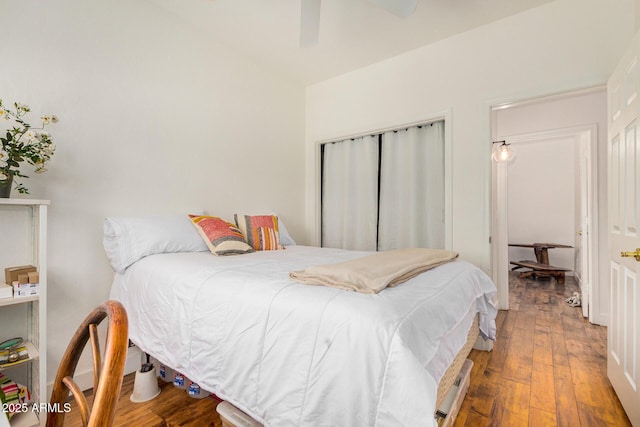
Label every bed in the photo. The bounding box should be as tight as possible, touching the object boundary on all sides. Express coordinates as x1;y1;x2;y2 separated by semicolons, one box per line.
105;215;497;427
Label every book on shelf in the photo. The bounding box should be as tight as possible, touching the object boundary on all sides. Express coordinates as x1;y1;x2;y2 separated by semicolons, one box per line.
0;345;29;368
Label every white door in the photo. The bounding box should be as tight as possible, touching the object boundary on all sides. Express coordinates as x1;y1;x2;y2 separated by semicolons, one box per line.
608;31;640;426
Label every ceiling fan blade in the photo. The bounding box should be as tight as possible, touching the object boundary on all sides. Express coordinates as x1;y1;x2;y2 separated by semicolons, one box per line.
369;0;417;18
300;0;321;48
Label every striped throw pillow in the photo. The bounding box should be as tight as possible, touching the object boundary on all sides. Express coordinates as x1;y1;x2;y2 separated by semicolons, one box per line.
257;226;281;251
235;215;283;251
189;215;254;256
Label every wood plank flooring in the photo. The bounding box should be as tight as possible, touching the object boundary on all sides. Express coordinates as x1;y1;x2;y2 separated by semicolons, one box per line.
453;273;631;427
64;375;222;427
65;273;630;426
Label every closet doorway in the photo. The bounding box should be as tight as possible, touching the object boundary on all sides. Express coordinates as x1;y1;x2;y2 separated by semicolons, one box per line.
491;87;607;326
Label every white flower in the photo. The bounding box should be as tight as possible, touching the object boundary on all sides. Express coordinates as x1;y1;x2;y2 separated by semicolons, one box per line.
23;130;38;144
0;161;6;168
34;164;47;174
0;150;8;162
0;173;7;181
40;115;59;125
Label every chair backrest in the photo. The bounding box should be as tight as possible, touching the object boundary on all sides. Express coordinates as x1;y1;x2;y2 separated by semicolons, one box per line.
47;300;128;427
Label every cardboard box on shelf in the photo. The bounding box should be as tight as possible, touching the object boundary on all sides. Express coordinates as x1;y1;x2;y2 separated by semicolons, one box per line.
13;282;38;297
27;271;39;284
4;265;37;285
13;282;38;291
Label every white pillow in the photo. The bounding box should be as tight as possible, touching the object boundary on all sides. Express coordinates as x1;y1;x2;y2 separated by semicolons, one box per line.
103;215;208;273
277;218;296;246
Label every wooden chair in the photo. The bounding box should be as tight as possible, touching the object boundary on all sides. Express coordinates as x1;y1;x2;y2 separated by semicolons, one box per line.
47;300;128;427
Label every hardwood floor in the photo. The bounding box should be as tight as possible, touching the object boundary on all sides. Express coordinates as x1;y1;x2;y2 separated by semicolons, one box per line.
65;273;630;426
453;273;631;427
64;374;222;427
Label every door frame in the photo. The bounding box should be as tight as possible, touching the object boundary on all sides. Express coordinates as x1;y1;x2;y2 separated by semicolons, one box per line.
490;112;600;323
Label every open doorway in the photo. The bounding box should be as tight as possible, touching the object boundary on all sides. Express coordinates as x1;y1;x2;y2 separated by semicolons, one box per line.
490;86;609;326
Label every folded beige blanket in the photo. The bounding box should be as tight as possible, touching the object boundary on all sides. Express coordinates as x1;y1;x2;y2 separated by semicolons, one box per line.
289;248;459;294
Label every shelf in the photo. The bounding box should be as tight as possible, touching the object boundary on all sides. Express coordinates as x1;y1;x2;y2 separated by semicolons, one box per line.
8;410;39;427
0;200;49;207
0;295;39;308
0;342;39;371
0;200;47;427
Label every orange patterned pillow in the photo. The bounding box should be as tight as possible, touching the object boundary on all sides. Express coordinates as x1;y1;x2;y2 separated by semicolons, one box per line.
234;214;283;251
189;215;254;256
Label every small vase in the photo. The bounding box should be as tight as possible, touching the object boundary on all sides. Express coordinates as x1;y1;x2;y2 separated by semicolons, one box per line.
0;174;13;198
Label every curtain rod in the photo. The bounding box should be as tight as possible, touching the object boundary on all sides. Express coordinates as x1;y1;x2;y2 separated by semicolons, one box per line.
318;118;444;145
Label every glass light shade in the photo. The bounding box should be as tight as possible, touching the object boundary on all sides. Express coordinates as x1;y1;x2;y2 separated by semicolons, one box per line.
492;143;516;163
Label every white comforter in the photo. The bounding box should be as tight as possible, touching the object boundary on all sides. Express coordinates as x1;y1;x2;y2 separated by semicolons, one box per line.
110;246;497;427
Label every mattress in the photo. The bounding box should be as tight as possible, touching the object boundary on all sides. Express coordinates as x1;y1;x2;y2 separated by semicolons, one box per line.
110;245;497;427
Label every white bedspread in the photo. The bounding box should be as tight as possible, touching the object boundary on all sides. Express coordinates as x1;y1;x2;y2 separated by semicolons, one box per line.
110;246;497;427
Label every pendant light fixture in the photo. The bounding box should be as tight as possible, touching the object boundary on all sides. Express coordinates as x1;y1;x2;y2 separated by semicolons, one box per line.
492;140;516;163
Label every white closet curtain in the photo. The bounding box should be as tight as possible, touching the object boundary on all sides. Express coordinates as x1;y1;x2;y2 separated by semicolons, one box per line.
321;135;379;250
378;122;445;251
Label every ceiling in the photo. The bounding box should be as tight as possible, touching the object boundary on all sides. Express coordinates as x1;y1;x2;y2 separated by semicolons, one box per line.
147;0;555;85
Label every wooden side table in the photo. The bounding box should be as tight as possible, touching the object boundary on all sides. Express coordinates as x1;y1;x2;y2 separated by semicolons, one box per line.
509;243;573;283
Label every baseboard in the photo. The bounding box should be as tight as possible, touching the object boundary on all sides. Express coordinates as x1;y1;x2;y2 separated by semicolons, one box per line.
46;345;141;399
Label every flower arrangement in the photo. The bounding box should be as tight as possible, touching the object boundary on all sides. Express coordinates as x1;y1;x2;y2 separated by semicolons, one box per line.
0;100;58;194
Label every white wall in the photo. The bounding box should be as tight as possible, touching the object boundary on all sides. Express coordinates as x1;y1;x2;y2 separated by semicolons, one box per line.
505;137;577;271
492;129;592;312
305;0;634;273
0;0;305;389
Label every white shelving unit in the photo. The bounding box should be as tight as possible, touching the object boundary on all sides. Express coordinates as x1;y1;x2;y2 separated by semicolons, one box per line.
0;199;48;427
